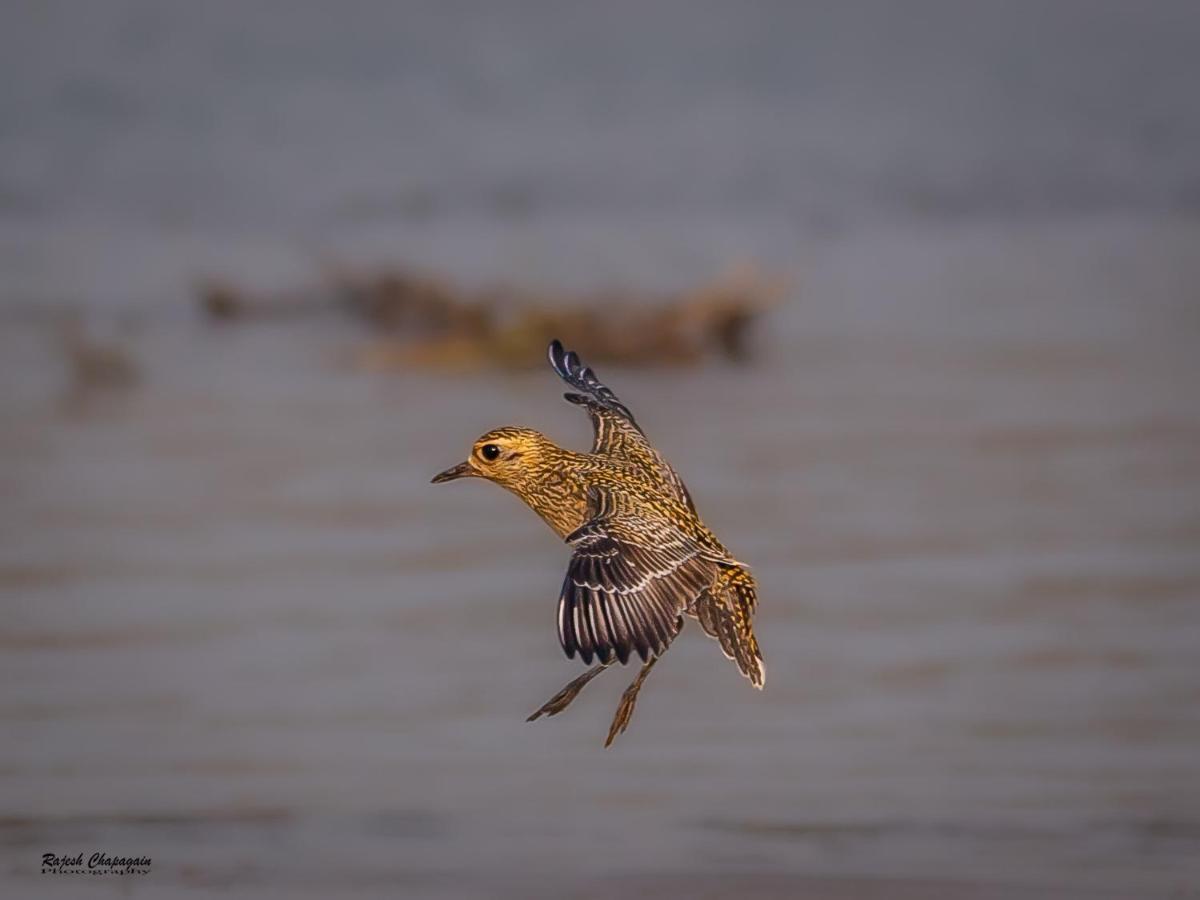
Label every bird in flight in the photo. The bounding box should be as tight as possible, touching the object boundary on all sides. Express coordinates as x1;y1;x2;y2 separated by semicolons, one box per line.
432;340;764;746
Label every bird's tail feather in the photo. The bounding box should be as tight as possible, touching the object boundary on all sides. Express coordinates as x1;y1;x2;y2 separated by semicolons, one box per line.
695;566;765;689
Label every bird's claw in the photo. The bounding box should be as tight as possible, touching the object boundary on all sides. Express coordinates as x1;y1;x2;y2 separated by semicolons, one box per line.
526;664;609;722
526;687;578;721
604;684;641;747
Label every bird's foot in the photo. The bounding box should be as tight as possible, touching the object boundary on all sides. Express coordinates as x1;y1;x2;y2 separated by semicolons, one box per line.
604;656;659;747
604;681;643;747
526;664;607;721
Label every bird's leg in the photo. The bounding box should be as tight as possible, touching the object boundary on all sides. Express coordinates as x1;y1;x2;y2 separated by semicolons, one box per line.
604;655;660;748
526;663;611;721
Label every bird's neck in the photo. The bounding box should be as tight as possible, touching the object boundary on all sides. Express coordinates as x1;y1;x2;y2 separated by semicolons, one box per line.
506;446;594;539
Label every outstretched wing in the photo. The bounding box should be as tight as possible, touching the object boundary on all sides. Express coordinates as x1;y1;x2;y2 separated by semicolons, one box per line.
547;339;696;513
558;488;719;665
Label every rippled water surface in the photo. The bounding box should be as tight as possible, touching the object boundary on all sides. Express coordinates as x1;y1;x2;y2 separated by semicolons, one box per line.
3;220;1198;898
2;2;1199;897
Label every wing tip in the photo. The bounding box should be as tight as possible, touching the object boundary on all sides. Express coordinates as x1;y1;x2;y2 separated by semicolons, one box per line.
547;338;566;375
546;338;590;384
546;339;640;427
547;338;584;376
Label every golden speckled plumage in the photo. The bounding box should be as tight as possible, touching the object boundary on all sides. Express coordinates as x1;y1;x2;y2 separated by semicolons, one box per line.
432;340;764;746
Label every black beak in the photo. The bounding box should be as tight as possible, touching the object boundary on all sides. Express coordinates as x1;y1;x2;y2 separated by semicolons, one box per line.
431;461;474;484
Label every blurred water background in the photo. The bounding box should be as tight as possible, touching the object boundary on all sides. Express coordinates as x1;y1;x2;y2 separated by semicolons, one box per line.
2;1;1199;897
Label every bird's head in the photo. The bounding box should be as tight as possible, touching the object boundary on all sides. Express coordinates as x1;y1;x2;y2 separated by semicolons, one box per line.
431;426;556;492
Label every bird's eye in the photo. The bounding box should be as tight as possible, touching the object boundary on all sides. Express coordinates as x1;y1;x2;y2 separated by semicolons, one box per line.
480;443;501;461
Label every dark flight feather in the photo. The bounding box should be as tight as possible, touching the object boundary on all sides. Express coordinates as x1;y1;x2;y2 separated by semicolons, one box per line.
547;340;698;514
556;488;719;665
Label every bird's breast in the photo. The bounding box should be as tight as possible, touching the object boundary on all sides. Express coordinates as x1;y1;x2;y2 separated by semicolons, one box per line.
515;468;591;539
